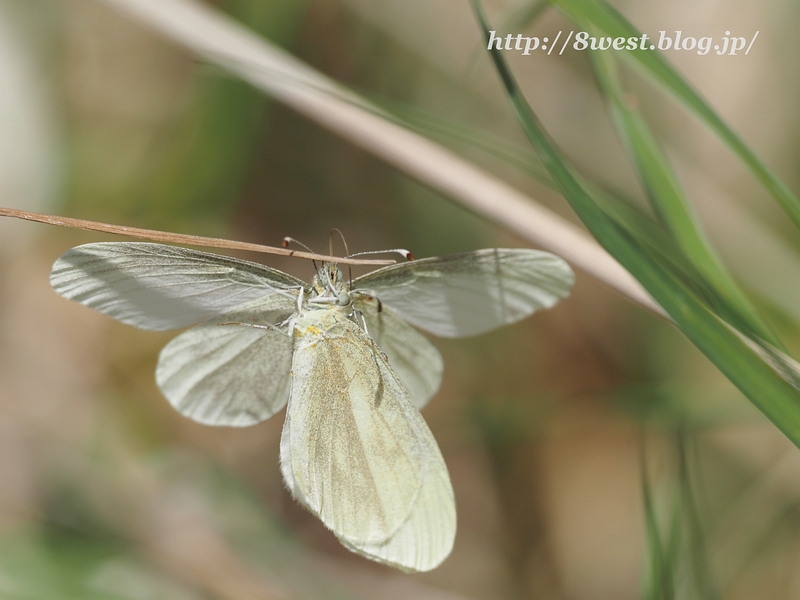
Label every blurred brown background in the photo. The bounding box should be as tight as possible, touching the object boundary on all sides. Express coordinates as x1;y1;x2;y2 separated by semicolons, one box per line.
2;0;800;598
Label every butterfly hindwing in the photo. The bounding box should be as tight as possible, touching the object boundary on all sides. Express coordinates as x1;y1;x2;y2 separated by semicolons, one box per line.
354;296;443;410
156;296;295;426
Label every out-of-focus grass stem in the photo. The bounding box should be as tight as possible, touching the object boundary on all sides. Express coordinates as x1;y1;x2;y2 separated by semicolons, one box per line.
95;0;663;316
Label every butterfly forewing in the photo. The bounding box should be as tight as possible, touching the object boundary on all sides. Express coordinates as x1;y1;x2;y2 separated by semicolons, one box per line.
283;308;446;545
279;397;306;506
156;296;294;427
50;242;305;330
337;413;456;572
354;297;443;410
353;248;574;338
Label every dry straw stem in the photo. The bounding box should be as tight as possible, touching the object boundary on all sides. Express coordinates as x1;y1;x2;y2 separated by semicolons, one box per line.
95;0;664;317
0;208;394;266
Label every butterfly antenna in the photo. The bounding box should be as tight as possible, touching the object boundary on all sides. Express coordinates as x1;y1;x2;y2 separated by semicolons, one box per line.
283;236;318;272
329;228;353;290
348;248;414;261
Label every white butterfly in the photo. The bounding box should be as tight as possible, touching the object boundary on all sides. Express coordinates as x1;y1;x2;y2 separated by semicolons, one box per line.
49;242;574;572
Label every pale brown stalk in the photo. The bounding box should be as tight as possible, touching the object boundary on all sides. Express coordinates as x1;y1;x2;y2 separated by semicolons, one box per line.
0;208;394;266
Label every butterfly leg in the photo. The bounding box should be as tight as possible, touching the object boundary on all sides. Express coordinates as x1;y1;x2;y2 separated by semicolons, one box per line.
352;308;369;335
216;321;290;337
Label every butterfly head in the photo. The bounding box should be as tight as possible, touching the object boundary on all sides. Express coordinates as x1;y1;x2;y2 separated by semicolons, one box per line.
310;262;351;307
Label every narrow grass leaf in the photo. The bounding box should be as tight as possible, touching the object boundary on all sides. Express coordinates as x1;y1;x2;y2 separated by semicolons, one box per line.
364;96;554;185
588;48;782;348
641;440;675;600
499;0;549;34
677;432;721;600
471;0;800;449
548;0;800;230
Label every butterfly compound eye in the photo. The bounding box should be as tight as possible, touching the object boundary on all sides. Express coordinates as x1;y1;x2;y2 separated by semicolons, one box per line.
337;292;350;306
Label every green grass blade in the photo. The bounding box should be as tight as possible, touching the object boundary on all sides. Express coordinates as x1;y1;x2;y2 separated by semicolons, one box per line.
664;473;682;600
369;95;703;286
588;48;782;348
364;95;554;185
370;96;715;291
471;0;800;449
499;0;549;33
678;432;721;600
368;96;708;287
548;0;800;230
641;439;675;600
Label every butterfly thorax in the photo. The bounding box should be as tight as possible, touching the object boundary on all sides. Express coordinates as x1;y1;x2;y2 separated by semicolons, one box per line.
288;263;355;343
291;303;353;349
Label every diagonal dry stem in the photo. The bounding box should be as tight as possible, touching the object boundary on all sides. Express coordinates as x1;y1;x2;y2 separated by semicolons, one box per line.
94;0;665;317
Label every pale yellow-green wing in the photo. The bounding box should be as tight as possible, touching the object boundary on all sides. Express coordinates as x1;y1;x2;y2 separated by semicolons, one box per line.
50;242;304;330
353;248;574;338
354;296;443;410
280;335;456;572
282;311;454;559
284;312;422;543
337;418;456;572
155;296;293;426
